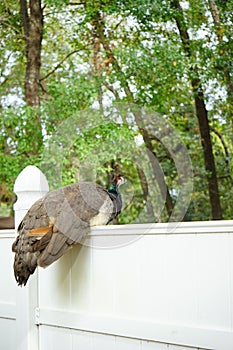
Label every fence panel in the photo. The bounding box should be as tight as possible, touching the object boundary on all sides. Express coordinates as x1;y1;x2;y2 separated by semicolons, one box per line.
1;165;233;350
37;222;233;350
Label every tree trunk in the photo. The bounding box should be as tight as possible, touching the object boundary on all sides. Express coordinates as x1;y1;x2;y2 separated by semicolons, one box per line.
20;0;43;153
20;0;43;108
192;76;222;219
170;0;222;219
136;164;156;222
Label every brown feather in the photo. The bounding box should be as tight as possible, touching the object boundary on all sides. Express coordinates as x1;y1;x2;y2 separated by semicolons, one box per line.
30;228;53;252
37;232;74;268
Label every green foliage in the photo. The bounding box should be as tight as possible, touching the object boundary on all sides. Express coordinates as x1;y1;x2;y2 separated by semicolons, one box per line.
0;0;232;222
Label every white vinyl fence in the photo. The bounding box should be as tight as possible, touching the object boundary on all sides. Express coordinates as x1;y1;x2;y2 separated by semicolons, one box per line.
1;165;233;350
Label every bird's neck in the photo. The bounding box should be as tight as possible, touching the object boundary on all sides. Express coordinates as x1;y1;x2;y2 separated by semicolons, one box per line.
108;182;119;195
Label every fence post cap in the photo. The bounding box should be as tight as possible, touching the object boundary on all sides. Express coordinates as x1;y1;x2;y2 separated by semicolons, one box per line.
14;165;49;193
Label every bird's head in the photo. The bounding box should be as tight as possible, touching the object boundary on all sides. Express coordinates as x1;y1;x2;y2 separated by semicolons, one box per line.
113;174;127;188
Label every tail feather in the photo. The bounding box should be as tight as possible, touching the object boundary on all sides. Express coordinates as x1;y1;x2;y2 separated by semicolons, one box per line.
13;249;39;286
12;228;52;286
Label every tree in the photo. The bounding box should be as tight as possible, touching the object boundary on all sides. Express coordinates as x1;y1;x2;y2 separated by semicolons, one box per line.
86;3;174;220
170;0;222;219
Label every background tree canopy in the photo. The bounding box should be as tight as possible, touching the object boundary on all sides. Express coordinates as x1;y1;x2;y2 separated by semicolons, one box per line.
0;0;232;223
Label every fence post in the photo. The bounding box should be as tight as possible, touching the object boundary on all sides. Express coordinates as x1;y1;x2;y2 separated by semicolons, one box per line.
14;165;49;350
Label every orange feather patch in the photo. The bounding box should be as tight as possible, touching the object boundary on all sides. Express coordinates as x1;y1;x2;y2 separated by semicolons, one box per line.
27;226;53;237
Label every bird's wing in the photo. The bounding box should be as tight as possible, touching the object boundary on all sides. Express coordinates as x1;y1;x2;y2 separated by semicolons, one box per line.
36;183;115;267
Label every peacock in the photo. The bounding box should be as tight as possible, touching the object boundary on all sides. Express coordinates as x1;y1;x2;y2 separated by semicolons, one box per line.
12;174;126;286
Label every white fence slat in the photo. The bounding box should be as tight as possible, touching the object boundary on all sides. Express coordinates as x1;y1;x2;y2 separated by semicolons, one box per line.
115;337;141;350
91;333;116;350
0;235;16;306
39;325;72;350
72;329;92;350
0;318;17;350
141;341;168;350
195;234;231;330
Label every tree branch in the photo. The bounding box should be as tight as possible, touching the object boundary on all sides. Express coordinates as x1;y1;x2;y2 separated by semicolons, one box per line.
103;82;120;100
40;48;87;81
210;126;233;183
136;164;156;222
210;127;229;160
0;75;9;86
208;0;221;35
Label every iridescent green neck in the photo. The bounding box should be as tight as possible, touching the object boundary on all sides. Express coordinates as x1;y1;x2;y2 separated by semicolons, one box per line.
108;182;121;198
108;183;117;192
